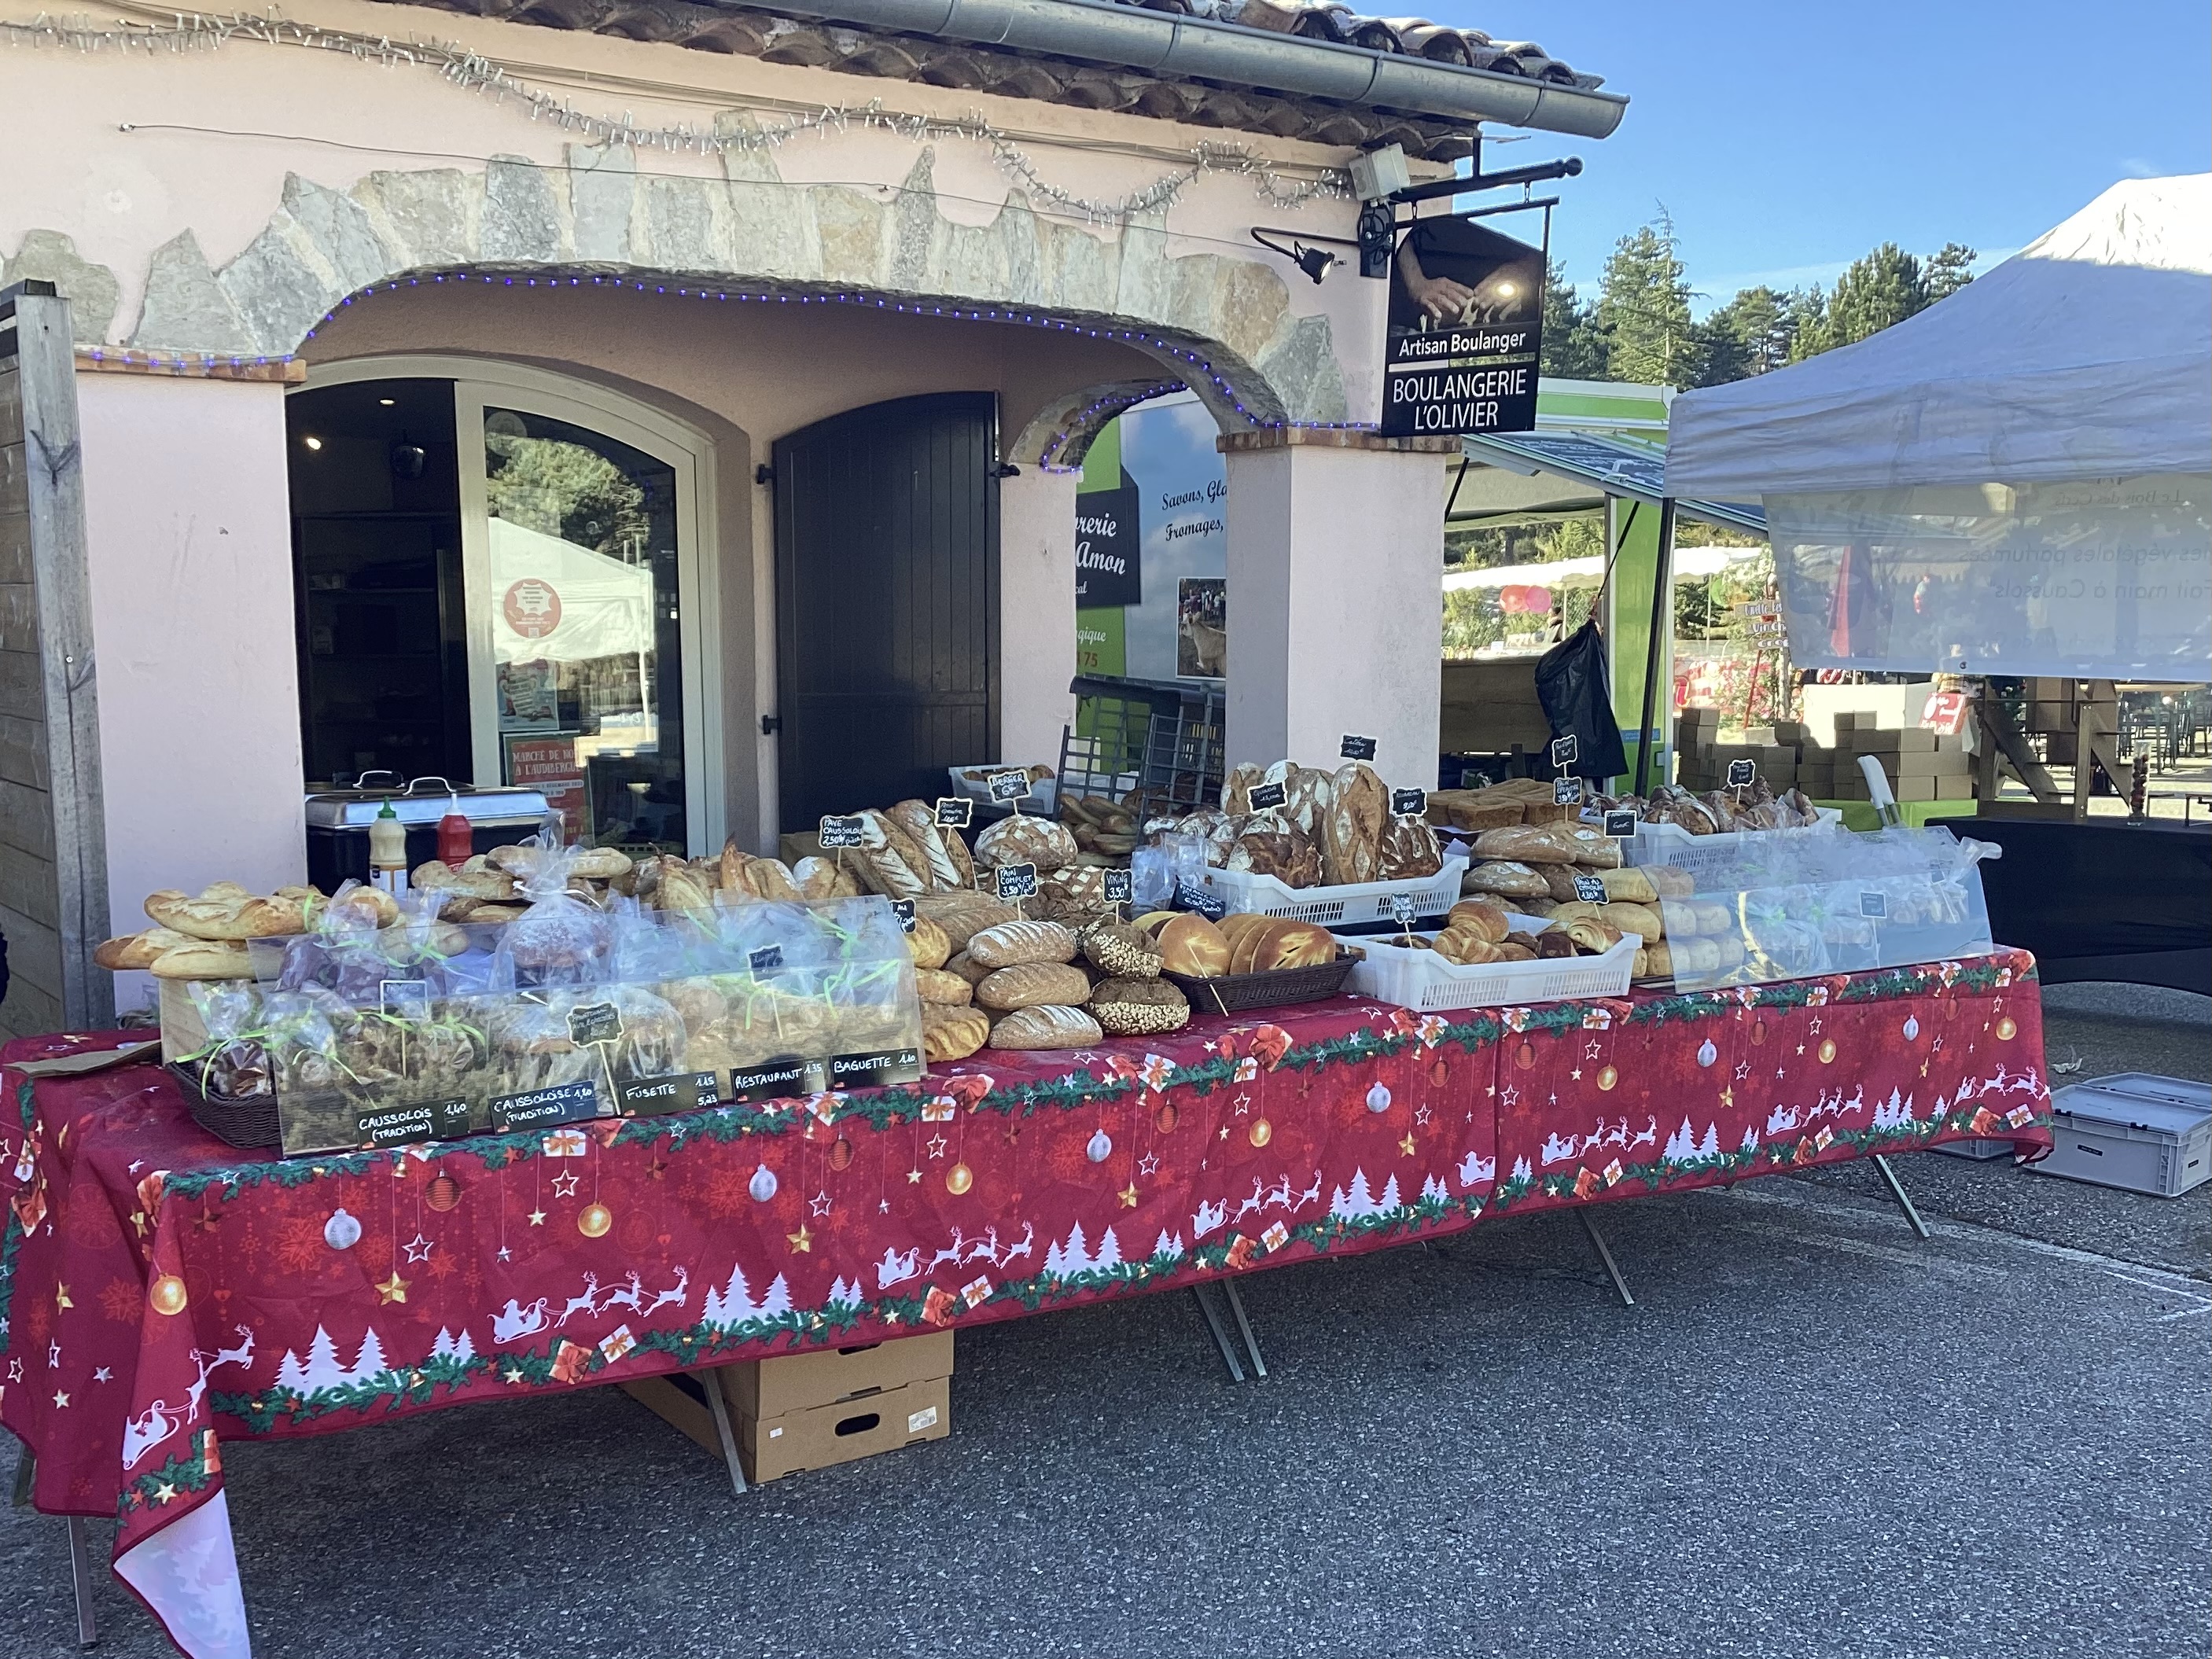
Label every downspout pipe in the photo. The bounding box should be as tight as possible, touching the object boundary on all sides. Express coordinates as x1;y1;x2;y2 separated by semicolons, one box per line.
733;0;1630;138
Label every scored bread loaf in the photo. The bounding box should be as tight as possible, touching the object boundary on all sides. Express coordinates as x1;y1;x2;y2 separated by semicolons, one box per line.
943;951;992;988
974;962;1094;1012
974;813;1078;874
145;887;310;941
922;1003;991;1064
1462;860;1550;899
966;919;1079;969
1376;815;1444;881
916;892;1021;950
852;810;932;900
148;939;256;978
1600;901;1663;941
1323;762;1387;885
1155;914;1230;977
889;800;966;892
1595;866;1658;905
987;1004;1102;1050
906;914;953;970
915;967;974;1006
94;926;193;971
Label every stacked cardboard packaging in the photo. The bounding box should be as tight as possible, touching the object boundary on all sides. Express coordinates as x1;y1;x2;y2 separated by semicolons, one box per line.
1673;704;1973;804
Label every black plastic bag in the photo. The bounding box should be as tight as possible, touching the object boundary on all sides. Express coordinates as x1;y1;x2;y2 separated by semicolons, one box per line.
1535;619;1629;782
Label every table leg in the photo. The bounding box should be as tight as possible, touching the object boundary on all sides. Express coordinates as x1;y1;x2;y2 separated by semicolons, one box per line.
9;1447;31;1508
65;1516;98;1649
1871;1153;1932;1239
698;1369;751;1499
1190;1284;1246;1382
1577;1208;1636;1308
1217;1280;1268;1380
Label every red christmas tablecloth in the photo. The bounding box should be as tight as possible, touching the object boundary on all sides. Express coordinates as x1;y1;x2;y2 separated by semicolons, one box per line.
0;952;2049;1659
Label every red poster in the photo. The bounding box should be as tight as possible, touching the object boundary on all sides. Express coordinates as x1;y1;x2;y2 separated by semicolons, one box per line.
506;735;589;841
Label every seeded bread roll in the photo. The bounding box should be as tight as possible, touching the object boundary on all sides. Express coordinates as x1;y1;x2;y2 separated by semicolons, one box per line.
986;1004;1102;1050
966;919;1079;969
922;1003;990;1064
974;962;1093;1012
1089;976;1190;1035
1083;921;1163;979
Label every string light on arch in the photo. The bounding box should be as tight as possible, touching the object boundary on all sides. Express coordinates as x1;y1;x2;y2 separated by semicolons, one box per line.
1035;381;1189;472
307;272;1382;432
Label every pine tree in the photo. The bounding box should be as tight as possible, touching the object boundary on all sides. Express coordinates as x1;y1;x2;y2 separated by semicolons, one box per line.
1538;259;1607;380
1596;218;1694;387
1824;242;1929;349
1924;241;1976;302
1692;285;1804;385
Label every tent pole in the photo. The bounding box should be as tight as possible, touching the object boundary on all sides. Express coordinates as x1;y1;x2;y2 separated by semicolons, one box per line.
1632;498;1677;797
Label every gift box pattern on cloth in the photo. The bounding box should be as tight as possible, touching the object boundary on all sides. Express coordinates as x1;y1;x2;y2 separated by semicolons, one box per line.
0;955;2049;1656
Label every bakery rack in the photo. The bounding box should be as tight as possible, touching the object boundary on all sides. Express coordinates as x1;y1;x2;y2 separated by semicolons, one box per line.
1060;674;1225;822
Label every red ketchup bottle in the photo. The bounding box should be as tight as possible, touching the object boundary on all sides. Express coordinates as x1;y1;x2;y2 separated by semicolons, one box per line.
436;803;473;866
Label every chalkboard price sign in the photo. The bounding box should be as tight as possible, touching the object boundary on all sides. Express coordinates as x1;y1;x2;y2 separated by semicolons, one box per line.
1725;759;1757;789
1102;869;1133;905
934;796;973;829
747;944;786;975
1176;880;1226;921
818;814;867;848
994;862;1040;900
1248;781;1287;811
1860;889;1889;920
1339;734;1378;761
1602;809;1639;839
889;899;917;934
1386;893;1418;926
1554;776;1581;806
1573;874;1607;903
566;1002;624;1047
1549;734;1578;770
1390;787;1427;818
988;769;1032;803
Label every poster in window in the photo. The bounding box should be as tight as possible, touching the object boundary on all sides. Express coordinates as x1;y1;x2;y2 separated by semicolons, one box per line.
1382;218;1544;438
1177;579;1227;679
1075;471;1142;609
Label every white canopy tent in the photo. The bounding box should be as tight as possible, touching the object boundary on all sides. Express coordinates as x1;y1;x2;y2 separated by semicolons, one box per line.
488;518;656;665
1664;175;2211;682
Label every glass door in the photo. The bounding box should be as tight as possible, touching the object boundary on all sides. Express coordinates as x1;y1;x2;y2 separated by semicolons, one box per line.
457;388;706;856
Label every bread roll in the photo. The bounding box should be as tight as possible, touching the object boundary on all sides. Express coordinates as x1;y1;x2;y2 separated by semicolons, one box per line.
94;927;191;971
1596;866;1659;905
1463;860;1550;899
902;914;952;971
1156;914;1230;977
1323;763;1388;885
943;951;992;988
1566;918;1624;953
975;962;1093;1012
915;966;973;1006
922;1004;990;1064
1536;929;1577;959
1433;928;1501;966
967;919;1079;969
1541;863;1587;903
1636;940;1674;980
987;1005;1102;1050
1600;901;1663;942
1262;920;1336;971
148;939;255;979
1088;977;1190;1036
1444;899;1510;943
1083;921;1163;979
790;855;860;900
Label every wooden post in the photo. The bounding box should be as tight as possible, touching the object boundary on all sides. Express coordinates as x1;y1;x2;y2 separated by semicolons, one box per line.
0;283;112;1037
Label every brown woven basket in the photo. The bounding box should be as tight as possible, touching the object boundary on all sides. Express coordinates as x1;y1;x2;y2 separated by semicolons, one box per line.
1162;951;1358;1015
170;1062;282;1151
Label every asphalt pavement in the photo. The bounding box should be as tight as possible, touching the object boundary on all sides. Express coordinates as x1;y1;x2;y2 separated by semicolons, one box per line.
5;984;2206;1659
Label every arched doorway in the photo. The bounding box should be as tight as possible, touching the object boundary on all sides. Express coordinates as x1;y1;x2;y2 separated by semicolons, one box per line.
288;357;723;855
771;393;999;833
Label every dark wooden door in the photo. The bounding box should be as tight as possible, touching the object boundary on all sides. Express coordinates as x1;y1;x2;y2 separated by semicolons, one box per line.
773;394;999;832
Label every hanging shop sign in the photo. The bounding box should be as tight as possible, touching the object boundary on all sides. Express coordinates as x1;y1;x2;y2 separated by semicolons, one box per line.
1074;472;1142;609
1382;218;1544;438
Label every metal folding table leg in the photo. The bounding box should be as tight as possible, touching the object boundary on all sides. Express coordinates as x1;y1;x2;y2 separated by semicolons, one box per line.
1577;1208;1636;1308
1190;1284;1246;1382
1871;1153;1932;1239
1216;1279;1268;1379
66;1515;98;1649
698;1369;751;1498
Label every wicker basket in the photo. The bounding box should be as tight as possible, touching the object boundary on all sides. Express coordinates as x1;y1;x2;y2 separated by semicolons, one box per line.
1162;951;1358;1015
171;1062;283;1151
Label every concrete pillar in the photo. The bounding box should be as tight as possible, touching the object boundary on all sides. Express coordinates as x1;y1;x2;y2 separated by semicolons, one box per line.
77;369;306;946
996;466;1080;771
1218;429;1453;790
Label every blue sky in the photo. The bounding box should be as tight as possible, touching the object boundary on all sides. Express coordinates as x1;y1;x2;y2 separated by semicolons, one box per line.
1441;0;2210;313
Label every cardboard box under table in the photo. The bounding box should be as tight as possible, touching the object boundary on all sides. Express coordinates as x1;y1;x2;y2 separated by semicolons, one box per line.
623;1330;954;1489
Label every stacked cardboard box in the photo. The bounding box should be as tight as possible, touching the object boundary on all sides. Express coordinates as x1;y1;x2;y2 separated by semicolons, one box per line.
624;1330;953;1484
1672;704;1972;804
2021;676;2118;767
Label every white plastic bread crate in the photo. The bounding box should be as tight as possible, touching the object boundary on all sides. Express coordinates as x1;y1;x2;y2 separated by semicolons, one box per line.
2029;1073;2210;1197
1342;931;1637;1013
1621;811;1844;870
1198;857;1468;927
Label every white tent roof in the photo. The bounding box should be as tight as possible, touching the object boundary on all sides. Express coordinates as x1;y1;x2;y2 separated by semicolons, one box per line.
1664;175;2212;498
488;518;654;664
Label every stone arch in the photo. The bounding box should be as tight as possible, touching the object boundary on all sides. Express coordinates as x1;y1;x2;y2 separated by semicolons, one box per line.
118;146;1353;429
1003;377;1192;470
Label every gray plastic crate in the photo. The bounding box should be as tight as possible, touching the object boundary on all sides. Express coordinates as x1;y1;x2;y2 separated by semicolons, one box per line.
2031;1073;2210;1198
1930;1135;2014;1161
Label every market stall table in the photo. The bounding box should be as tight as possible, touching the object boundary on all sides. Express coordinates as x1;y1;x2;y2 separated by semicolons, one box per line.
2;955;2051;1659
